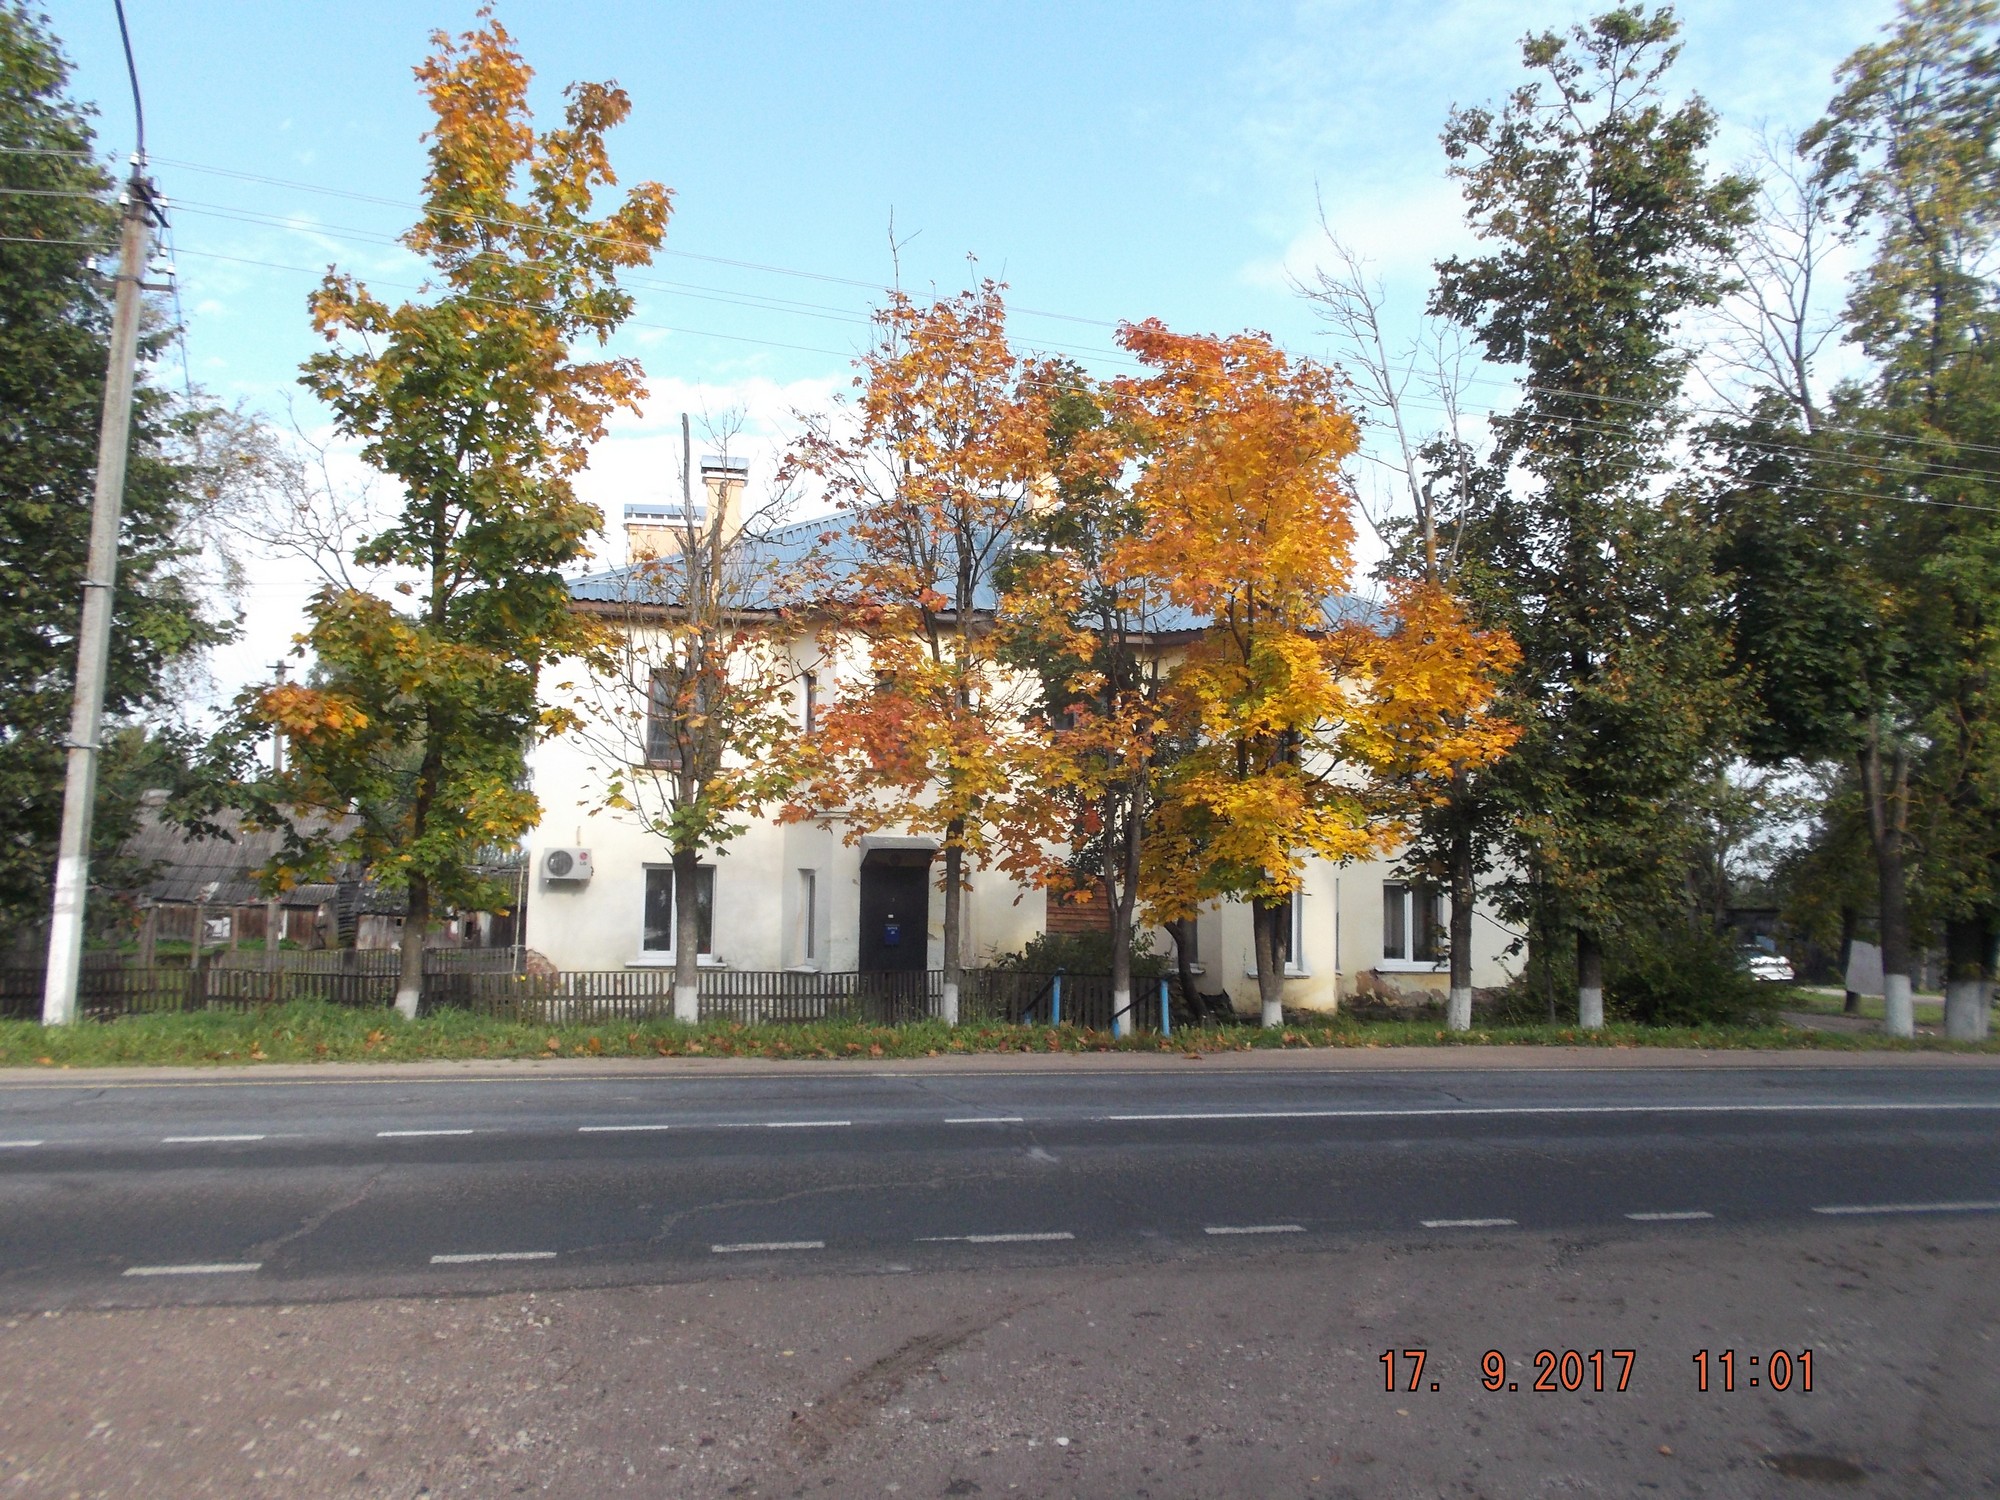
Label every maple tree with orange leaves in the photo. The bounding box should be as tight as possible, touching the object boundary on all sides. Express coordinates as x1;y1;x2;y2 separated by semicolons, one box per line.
1112;320;1517;1026
782;282;1053;1023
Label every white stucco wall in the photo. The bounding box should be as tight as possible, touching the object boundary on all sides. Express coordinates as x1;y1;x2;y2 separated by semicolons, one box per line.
521;628;1520;1006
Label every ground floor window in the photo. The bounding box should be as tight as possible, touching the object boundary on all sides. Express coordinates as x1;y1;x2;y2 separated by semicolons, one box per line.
1382;881;1443;964
798;868;818;962
643;865;714;955
1273;893;1307;974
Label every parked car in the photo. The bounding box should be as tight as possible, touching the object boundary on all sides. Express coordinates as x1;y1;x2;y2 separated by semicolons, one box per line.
1738;947;1795;983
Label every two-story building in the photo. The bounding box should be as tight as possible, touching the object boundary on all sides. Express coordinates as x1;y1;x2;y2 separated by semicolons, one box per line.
521;458;1517;1013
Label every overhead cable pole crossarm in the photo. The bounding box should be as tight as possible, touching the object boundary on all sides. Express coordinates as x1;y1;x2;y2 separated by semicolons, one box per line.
41;170;156;1026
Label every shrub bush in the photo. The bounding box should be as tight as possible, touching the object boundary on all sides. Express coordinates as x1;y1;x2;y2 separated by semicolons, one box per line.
985;928;1167;979
1606;923;1777;1027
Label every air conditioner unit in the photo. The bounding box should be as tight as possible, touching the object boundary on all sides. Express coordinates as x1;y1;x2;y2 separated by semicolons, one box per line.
541;847;594;882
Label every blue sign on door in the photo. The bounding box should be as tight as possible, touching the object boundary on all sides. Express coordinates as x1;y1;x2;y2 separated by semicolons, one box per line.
882;921;901;947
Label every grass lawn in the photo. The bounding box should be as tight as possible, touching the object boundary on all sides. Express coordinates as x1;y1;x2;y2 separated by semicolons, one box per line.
1778;985;1955;1026
2;1000;1998;1068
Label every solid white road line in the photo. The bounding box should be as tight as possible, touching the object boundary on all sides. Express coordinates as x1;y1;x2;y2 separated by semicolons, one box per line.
1812;1199;2000;1216
0;1140;43;1148
377;1129;476;1137
577;1124;673;1133
123;1262;261;1277
1626;1210;1715;1221
946;1116;1024;1124
162;1134;266;1143
1422;1217;1517;1229
711;1240;824;1254
429;1251;558;1264
1204;1224;1305;1236
1105;1102;2000;1123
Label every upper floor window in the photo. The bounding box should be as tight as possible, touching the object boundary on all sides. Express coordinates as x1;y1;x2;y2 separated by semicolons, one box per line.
802;670;818;734
646;669;681;768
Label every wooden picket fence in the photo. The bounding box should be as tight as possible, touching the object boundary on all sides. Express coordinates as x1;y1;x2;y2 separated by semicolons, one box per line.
1;962;1151;1029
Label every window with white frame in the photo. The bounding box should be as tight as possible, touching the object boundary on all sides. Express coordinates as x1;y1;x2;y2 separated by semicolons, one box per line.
797;869;818;963
1275;893;1307;974
801;670;818;734
642;865;714;955
1382;881;1443;964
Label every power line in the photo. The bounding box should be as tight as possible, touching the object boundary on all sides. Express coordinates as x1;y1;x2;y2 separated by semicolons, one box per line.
150;154;1122;330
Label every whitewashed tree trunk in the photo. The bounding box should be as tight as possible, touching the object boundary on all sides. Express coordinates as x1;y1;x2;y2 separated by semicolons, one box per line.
1577;931;1604;1030
1111;983;1132;1038
941;979;960;1026
1883;972;1914;1038
1943;978;1988;1040
1446;986;1473;1031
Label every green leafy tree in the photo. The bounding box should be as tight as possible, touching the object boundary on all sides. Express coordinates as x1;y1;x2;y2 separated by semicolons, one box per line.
1431;4;1754;1026
0;4;236;935
1796;0;2000;1036
259;14;669;1016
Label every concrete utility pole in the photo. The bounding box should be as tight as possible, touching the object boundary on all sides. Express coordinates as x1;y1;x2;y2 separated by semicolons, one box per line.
41;171;157;1026
264;660;287;988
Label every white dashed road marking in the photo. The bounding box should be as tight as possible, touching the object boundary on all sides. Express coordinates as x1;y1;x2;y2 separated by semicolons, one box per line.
1626;1210;1714;1221
123;1262;261;1277
947;1116;1024;1124
578;1124;673;1133
162;1134;265;1143
1422;1218;1517;1229
429;1251;558;1264
377;1129;476;1138
0;1140;43;1148
763;1120;851;1129
1813;1200;2000;1216
1204;1224;1304;1236
916;1232;1075;1244
711;1240;824;1254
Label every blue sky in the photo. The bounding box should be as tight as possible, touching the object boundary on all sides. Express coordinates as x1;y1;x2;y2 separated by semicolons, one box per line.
45;0;1895;696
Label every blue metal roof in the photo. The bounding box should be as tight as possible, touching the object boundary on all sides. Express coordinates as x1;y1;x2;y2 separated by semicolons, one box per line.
570;506;1384;632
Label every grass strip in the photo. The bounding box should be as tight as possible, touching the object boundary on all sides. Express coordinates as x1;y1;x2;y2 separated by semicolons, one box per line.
1;999;1997;1068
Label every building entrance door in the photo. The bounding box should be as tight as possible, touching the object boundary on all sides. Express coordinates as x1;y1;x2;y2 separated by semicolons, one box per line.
858;849;932;973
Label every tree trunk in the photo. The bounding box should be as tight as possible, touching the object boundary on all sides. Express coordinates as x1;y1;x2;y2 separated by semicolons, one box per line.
1109;879;1134;1039
394;874;427;1021
1943;912;1992;1042
1169;919;1197;1025
1108;797;1141;1037
1576;928;1604;1030
1251;898;1285;1028
1838;904;1861;1015
138;903;156;970
940;829;963;1026
1446;809;1475;1032
672;846;700;1025
1860;731;1914;1037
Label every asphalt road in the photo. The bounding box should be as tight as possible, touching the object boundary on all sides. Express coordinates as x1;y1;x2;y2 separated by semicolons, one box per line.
1;1057;1997;1308
4;1056;1999;1498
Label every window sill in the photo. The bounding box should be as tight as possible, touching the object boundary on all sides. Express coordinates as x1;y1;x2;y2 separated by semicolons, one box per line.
627;954;727;969
1244;966;1312;980
1376;959;1446;974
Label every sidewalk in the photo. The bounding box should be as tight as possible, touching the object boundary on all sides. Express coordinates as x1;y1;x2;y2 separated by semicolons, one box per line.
5;1041;1998;1089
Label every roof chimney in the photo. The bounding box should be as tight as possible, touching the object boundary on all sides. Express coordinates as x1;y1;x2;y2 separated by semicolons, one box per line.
623;455;750;565
624;501;692;563
701;454;749;542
